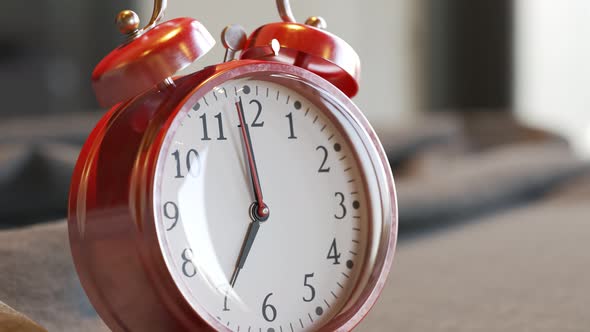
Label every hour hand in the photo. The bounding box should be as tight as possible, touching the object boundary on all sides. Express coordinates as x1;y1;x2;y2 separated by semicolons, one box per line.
229;219;261;287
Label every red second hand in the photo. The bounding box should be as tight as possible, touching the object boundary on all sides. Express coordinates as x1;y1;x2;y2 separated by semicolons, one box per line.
235;98;269;220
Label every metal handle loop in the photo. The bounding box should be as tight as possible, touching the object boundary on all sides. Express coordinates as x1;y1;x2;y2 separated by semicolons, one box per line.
276;0;297;23
143;0;168;32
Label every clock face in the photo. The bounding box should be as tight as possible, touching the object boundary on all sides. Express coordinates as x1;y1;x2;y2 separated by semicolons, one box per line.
153;74;381;331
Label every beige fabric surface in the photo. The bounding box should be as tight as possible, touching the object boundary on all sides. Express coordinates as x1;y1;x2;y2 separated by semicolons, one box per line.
359;197;590;331
3;197;589;331
0;301;46;332
0;222;108;332
2;186;589;331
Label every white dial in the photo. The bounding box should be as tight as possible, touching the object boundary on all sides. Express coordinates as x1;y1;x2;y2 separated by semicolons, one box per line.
154;75;378;331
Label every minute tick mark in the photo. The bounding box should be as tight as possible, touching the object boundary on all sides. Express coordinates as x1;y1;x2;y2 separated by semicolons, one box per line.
315;306;324;316
347;260;355;269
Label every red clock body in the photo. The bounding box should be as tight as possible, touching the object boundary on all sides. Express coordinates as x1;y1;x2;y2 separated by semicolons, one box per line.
69;3;397;331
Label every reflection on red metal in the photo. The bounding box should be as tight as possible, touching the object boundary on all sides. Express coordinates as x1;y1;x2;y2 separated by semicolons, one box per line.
92;18;215;108
241;22;361;98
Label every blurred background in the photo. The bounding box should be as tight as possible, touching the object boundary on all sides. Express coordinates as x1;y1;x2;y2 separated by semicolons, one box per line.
2;0;590;154
1;1;589;331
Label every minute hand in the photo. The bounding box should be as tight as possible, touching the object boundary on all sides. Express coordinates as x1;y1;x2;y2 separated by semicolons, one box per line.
236;97;269;220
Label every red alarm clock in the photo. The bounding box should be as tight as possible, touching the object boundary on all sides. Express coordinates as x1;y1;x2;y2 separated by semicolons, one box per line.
68;0;397;331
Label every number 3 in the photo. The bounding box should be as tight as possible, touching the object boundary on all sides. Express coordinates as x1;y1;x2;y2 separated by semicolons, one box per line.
334;192;347;219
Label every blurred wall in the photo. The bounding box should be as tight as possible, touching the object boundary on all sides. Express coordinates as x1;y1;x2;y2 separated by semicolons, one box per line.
0;0;133;116
137;0;424;132
427;0;512;111
515;0;590;157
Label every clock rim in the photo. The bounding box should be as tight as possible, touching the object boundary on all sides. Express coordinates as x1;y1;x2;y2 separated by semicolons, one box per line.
143;61;398;331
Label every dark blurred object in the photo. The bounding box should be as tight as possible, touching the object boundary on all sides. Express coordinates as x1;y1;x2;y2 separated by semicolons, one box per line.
1;111;588;232
427;0;513;110
0;113;101;227
0;1;133;116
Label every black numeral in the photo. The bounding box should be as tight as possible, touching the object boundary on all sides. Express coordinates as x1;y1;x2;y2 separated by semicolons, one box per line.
223;294;230;312
303;273;316;302
214;113;228;139
286;112;297;139
334;192;347;219
316;146;330;173
199;113;211;141
262;293;277;322
172;150;182;178
250;100;264;127
238;99;265;128
327;238;341;265
163;201;179;231
181;249;197;278
200;112;227;141
172;149;200;178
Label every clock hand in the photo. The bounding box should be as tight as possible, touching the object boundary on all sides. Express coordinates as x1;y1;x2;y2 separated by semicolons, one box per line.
235;97;270;221
226;98;270;292
228;219;261;287
224;219;259;310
